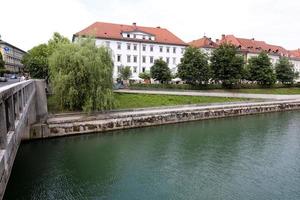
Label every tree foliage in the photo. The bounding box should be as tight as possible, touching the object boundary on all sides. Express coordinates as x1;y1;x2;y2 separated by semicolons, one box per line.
22;32;70;80
119;66;132;80
275;57;298;84
150;59;171;83
177;47;210;85
210;44;244;88
0;52;4;69
49;39;115;112
247;52;276;85
139;72;151;80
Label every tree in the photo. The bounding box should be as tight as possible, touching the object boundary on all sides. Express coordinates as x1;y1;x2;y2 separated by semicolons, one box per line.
119;66;132;80
177;47;210;85
22;32;70;80
22;44;50;79
247;52;276;86
49;38;115;112
139;72;151;80
150;59;171;83
275;57;298;84
210;43;244;88
0;52;5;76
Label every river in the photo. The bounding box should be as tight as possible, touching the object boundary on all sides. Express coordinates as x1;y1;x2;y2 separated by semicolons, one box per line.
4;111;300;200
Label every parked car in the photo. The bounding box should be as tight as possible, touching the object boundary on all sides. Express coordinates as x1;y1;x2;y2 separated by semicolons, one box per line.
10;74;17;79
0;77;8;82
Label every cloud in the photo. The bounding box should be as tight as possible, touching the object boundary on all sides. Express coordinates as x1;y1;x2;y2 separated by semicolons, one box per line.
1;0;300;51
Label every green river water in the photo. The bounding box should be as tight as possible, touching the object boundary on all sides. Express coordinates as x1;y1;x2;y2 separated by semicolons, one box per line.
4;111;300;200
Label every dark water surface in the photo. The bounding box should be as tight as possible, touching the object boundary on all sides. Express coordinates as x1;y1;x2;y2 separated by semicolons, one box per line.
4;112;300;200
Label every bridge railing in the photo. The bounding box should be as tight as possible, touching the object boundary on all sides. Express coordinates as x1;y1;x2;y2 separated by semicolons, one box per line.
0;80;36;149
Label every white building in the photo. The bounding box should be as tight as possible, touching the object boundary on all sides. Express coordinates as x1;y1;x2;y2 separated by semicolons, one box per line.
73;22;187;79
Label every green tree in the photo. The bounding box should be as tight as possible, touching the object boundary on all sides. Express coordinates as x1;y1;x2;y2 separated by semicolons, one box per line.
22;32;70;80
275;57;298;84
22;44;50;79
119;66;132;80
177;47;210;85
150;59;171;83
139;72;151;80
49;38;115;112
247;52;276;85
0;52;5;76
210;43;244;88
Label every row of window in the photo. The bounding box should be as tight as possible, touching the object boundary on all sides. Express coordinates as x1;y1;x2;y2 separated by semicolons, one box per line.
116;55;177;65
111;42;184;54
117;66;149;74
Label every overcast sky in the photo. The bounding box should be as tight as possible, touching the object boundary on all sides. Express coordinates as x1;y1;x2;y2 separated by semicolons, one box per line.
1;0;300;51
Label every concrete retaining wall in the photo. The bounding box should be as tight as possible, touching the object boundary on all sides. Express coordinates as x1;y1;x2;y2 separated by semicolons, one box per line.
42;100;300;138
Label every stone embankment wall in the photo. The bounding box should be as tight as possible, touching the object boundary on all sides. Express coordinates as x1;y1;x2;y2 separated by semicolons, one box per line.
39;100;300;139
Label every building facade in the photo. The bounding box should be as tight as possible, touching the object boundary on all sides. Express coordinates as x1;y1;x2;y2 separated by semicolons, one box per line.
0;39;26;73
73;22;188;79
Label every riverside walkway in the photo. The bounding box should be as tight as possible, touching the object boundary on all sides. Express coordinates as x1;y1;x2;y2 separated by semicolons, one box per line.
115;89;300;100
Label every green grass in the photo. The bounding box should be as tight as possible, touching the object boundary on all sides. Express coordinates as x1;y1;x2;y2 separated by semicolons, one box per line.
47;93;249;113
212;88;300;95
114;93;248;109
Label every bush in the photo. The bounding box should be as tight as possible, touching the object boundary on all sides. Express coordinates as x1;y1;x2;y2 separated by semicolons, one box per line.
49;38;115;112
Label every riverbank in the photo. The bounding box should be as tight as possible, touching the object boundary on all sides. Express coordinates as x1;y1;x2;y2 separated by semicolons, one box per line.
29;99;300;140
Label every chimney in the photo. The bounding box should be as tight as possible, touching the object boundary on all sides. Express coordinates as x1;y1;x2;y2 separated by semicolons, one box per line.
222;34;225;39
156;26;161;29
132;22;136;26
216;39;219;43
251;38;255;40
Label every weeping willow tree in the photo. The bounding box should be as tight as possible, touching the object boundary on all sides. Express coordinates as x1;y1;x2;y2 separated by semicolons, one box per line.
49;39;115;112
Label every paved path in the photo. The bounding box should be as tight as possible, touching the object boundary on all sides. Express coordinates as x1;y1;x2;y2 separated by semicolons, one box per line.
115;89;300;100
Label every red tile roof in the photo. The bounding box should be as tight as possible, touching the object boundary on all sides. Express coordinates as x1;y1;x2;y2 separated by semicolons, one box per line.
74;22;187;46
217;35;290;56
289;49;300;58
188;36;218;48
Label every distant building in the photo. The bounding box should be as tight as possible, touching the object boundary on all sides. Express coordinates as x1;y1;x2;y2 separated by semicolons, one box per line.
0;39;26;73
190;34;300;81
73;22;188;79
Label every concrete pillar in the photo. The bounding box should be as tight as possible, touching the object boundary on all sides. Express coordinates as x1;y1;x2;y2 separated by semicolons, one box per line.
6;97;15;132
34;80;48;123
0;103;7;149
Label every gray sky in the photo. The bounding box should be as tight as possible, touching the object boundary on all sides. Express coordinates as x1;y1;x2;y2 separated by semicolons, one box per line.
1;0;300;51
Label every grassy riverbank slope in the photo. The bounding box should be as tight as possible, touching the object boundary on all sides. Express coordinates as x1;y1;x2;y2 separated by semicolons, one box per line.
47;93;248;113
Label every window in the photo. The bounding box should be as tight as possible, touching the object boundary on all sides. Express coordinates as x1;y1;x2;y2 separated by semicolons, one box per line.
142;45;146;51
134;55;137;63
117;54;121;62
105;41;110;47
134;34;137;38
167;47;170;53
127;34;130;38
150;45;153;52
127;43;131;50
127;55;131;63
117;43;121;50
181;48;185;54
150;56;154;63
133;66;137;73
160;46;163;52
117;66;122;73
166;57;170;64
142;36;145;40
142;67;146;72
173;47;176;53
173;57;176;65
142;56;146;63
133;44;137;51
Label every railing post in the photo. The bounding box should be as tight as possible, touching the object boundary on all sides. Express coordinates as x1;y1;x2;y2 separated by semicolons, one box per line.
5;96;15;132
0;102;7;149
